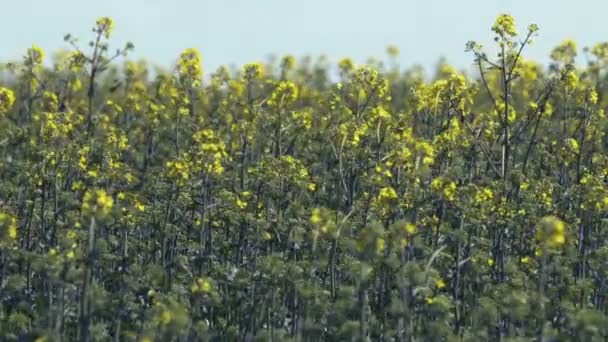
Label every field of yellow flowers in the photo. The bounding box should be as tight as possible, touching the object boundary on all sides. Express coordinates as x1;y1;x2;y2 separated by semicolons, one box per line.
1;14;608;341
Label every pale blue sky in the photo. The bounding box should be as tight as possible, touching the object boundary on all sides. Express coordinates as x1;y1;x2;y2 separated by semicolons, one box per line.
2;0;606;74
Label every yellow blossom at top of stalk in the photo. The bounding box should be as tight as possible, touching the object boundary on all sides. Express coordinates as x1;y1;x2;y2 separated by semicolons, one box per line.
243;62;264;80
178;48;203;87
535;215;566;248
338;58;354;72
95;17;115;39
25;45;45;66
492;14;517;37
268;81;298;106
0;87;16;115
82;189;114;218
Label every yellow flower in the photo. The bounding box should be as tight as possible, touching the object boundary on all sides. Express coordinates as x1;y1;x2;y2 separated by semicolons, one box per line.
435;279;446;289
87;169;99;178
431;178;443;192
566;138;579;152
192;277;213;294
235;198;247;209
310;208;322;224
268;81;298;106
536;216;566;248
0;87;16;114
167;160;190;181
404;223;417;234
26;45;45;66
263;231;272;241
95;17;115;38
474;187;494;204
160;310;173;325
376;237;386;254
200;280;211;292
378;187;398;202
0;212;18;241
492;14;517;37
338;58;354;72
550;233;565;246
387;45;400;57
564;70;579;90
443;182;457;201
521;256;529;264
487;258;495;267
82;189;114;217
135;201;145;212
243;62;264;79
178;48;203;87
586;88;599;105
8;224;16;240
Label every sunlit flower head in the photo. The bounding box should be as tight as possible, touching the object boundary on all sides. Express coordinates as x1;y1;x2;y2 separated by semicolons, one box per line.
82;189;114;218
178;47;203;87
95;17;115;38
0;87;16;115
535;215;566;248
492;14;517;37
25;45;45;66
0;212;18;242
243;62;264;80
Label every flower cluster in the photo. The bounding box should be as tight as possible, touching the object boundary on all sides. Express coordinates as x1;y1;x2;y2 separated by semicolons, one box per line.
0;87;15;114
82;189;114;218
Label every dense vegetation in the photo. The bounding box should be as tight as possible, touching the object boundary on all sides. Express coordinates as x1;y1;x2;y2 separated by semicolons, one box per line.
1;14;608;341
